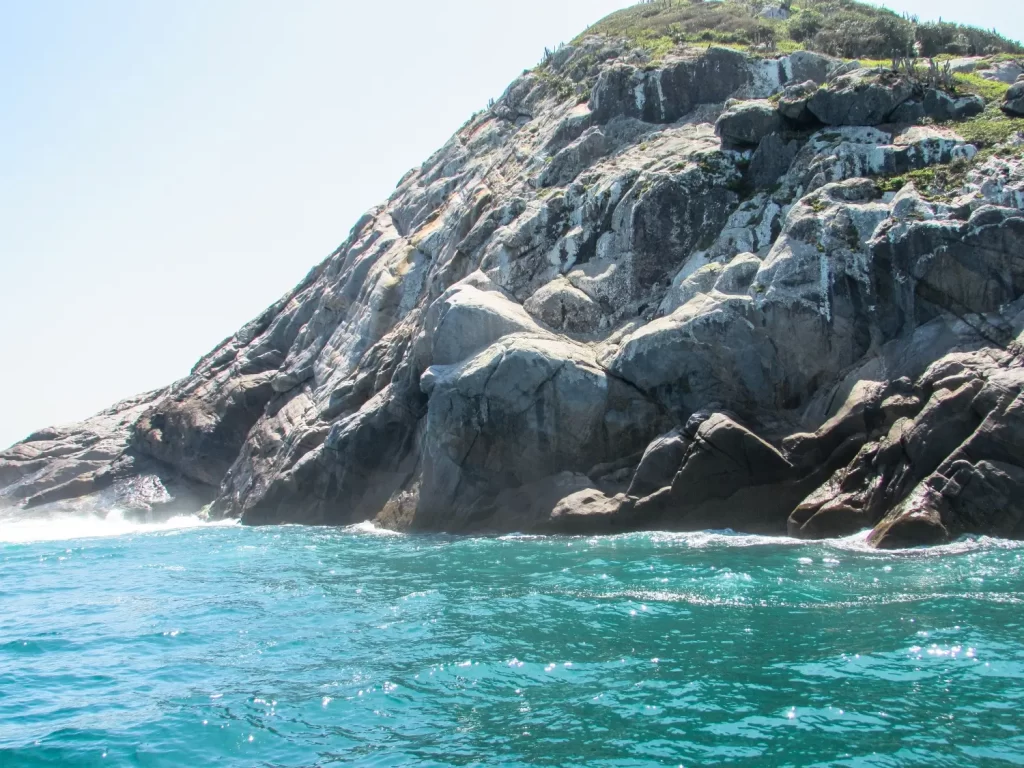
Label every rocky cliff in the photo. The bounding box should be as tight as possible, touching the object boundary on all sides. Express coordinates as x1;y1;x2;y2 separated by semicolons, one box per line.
4;28;1024;547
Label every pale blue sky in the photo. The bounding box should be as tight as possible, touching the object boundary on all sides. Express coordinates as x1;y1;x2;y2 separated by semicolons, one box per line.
1;0;1021;448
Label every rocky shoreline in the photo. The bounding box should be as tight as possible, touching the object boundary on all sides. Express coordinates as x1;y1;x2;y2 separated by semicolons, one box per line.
3;40;1024;547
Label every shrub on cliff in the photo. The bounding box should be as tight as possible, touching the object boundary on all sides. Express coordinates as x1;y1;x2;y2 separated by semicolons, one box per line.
585;0;1023;60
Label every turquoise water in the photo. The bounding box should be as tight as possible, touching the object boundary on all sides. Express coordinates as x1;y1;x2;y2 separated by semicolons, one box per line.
1;515;1023;767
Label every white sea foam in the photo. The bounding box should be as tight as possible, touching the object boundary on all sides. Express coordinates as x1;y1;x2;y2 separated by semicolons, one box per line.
343;520;405;537
0;509;237;544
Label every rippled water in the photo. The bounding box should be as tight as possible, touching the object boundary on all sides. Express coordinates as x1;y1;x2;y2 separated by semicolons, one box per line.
1;513;1023;767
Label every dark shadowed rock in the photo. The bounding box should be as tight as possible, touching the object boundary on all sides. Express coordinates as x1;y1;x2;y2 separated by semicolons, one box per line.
778;80;819;124
749;133;803;188
627;428;689;498
806;69;915;126
589;47;754;124
715;101;785;147
1003;78;1024;116
890;91;985;123
478;472;621;533
622;413;802;534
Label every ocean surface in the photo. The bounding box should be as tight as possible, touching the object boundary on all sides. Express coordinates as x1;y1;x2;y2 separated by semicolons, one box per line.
1;511;1023;767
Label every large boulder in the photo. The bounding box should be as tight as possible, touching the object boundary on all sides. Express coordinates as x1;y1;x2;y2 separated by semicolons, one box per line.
425;273;543;366
524;277;604;334
622;413;801;534
806;68;915;126
715;101;785;147
414;334;663;530
983;62;1024;85
1003;77;1024;117
890;90;985;123
627;428;689;498
786;51;841;85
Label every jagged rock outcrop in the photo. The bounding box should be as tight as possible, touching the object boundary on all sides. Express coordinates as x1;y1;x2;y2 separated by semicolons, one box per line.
4;37;1024;548
0;389;212;516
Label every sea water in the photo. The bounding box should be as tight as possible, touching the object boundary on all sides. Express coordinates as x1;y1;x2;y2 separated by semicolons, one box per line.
1;511;1022;767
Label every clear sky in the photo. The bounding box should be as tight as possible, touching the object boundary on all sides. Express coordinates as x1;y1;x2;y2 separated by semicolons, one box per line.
1;0;1021;449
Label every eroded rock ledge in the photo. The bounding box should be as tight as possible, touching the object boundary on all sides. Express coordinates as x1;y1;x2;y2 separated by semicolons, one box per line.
4;40;1024;548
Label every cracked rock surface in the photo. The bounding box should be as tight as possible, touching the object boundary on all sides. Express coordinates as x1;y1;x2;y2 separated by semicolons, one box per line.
4;40;1024;547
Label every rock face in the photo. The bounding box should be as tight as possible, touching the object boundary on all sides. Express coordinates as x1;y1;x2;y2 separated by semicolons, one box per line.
4;39;1024;548
1003;75;1024;117
0;390;213;517
716;101;785;147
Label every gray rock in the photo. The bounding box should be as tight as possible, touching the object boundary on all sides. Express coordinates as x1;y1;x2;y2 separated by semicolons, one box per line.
525;277;604;334
540;128;610;187
786;51;841;85
481;472;616;533
415;334;663;530
715;101;785;147
548;485;624;533
890;90;985;123
589;47;755;125
749;133;802;188
982;61;1024;85
627;428;688;498
426;274;542;366
0;389;213;516
778;80;818;123
623;413;801;534
806;68;915;126
714;252;762;295
1003;79;1024;116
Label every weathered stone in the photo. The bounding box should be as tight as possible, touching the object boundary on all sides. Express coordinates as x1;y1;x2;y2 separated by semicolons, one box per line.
749;133;802;188
890;90;985;123
778;80;819;123
786;51;841;86
415;334;663;531
525;277;604;334
589;47;755;124
1003;79;1024;116
548;485;624;533
806;68;915;126
627;428;689;498
622;413;801;534
982;61;1024;85
715;101;785;147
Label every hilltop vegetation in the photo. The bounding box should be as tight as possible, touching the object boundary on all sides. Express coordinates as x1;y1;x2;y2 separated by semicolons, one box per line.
583;0;1024;60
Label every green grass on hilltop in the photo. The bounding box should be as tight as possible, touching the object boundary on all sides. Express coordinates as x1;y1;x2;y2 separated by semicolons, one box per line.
582;0;1024;61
